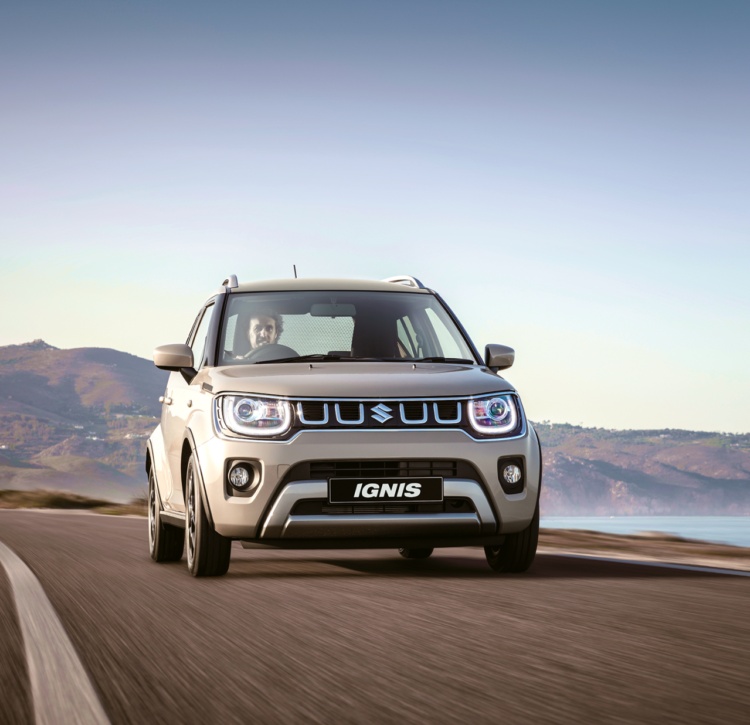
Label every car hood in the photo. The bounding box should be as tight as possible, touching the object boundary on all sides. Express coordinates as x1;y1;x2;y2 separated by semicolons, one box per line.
202;362;515;398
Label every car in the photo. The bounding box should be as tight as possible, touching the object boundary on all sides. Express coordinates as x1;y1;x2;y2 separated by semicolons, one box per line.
146;275;542;576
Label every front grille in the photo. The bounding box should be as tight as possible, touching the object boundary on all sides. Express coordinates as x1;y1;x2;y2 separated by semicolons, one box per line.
311;460;459;479
291;498;476;516
281;460;482;484
294;399;466;430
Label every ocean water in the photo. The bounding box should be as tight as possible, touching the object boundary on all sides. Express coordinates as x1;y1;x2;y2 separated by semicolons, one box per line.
540;516;750;548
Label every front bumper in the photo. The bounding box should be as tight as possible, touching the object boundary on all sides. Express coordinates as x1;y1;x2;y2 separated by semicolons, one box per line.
193;427;541;542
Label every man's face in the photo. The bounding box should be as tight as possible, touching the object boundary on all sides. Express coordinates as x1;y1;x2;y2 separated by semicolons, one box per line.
248;315;278;349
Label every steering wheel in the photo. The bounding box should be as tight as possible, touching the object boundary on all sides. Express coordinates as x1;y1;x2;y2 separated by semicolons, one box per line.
242;344;299;363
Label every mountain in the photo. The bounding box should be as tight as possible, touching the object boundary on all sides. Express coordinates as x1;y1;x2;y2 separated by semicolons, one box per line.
0;340;167;501
1;341;748;512
538;424;750;515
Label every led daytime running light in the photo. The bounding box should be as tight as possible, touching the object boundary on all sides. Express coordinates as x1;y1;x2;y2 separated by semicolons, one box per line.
218;395;292;437
468;394;519;435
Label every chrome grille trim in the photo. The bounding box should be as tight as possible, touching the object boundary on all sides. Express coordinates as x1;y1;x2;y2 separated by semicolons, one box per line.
334;403;365;425
399;402;428;424
297;402;328;425
293;397;475;430
434;401;461;424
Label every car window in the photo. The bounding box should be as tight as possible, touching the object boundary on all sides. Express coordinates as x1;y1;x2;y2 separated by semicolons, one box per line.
189;303;215;369
424;308;468;359
396;316;421;358
220;291;476;364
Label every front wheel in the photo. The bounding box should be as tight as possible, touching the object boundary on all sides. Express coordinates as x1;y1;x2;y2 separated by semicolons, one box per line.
185;454;231;577
149;468;184;562
484;503;539;573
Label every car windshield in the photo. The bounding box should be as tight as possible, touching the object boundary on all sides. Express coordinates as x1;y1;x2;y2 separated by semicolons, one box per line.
219;290;478;365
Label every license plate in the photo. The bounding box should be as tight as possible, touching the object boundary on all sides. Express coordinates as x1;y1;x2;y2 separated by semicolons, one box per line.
328;477;444;504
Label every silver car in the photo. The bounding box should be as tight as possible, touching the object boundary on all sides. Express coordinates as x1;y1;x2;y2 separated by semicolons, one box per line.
147;275;542;576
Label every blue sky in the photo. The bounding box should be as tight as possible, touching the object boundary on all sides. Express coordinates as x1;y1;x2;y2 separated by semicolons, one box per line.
1;1;748;432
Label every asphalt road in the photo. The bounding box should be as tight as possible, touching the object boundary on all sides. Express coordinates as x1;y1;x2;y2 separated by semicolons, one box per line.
1;510;749;724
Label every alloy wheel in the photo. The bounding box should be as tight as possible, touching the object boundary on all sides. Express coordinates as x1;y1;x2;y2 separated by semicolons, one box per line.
148;472;156;554
186;466;196;568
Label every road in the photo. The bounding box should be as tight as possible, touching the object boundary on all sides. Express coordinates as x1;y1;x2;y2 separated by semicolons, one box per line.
1;510;749;724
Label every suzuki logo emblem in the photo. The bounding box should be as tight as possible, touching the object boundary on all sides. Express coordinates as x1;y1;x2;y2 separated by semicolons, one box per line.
371;403;393;423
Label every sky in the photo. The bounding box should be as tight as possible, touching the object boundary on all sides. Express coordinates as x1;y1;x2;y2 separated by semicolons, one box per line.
1;0;749;433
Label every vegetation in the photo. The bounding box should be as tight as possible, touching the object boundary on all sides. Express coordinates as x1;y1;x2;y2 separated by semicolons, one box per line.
0;489;147;516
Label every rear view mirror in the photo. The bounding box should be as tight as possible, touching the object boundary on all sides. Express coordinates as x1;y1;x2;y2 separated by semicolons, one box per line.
309;303;357;318
485;344;515;370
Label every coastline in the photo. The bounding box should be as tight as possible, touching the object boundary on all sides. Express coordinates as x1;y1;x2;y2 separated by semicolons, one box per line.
539;528;750;572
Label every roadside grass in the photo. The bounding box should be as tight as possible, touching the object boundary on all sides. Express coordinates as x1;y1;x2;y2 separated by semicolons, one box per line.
0;489;147;516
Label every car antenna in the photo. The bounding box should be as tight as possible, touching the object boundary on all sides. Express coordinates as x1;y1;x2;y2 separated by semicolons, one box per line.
293;264;298;279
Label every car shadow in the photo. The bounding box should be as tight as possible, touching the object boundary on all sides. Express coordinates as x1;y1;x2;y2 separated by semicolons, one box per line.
222;551;743;580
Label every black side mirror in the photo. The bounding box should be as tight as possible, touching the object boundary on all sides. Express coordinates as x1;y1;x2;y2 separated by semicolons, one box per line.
485;344;515;371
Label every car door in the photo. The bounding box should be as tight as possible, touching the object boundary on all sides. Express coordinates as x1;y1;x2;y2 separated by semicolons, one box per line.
161;299;217;511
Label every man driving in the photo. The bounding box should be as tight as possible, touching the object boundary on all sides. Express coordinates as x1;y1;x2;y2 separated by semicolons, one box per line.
247;311;283;350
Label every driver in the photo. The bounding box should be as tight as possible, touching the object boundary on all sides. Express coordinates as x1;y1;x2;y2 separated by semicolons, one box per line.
247;311;283;350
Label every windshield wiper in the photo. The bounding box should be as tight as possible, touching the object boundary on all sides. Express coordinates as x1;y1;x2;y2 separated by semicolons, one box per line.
253;354;347;364
254;354;475;365
413;357;475;364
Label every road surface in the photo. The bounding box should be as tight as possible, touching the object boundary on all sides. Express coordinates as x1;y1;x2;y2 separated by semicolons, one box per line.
1;510;748;724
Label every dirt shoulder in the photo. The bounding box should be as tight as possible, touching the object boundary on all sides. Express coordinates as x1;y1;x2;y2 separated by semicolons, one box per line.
540;528;750;572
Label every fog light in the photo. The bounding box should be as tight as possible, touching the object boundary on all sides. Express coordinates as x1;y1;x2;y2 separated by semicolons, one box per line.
228;464;251;489
503;464;522;485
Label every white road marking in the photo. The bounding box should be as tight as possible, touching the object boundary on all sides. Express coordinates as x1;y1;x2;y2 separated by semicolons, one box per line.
545;551;750;577
0;541;110;724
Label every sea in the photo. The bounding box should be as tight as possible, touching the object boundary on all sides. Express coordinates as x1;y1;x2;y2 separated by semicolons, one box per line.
540;516;750;548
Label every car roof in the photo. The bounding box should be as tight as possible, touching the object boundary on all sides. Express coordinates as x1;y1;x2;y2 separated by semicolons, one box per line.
228;278;432;294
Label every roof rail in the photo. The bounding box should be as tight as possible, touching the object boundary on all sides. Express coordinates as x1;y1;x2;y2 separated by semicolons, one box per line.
222;275;239;290
382;275;426;289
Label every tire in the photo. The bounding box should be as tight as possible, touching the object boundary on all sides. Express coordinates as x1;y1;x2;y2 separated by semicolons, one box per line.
484;503;539;573
185;454;231;577
398;547;434;560
148;467;184;562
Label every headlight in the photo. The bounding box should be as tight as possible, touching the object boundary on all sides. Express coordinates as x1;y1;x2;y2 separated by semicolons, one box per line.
468;394;520;435
217;395;292;437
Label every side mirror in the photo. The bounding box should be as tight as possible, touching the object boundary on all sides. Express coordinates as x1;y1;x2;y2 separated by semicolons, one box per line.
154;343;194;371
485;344;515;371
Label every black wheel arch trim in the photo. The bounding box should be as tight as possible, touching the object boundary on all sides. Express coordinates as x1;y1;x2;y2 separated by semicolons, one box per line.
146;441;170;514
145;439;154;476
145;440;164;511
534;424;543;507
183;428;216;529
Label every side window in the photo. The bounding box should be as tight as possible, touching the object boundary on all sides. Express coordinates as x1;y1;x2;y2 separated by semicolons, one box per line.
188;303;215;369
222;313;238;356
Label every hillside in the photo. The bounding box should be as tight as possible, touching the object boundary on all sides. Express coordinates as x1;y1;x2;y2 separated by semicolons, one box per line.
1;341;748;512
0;340;167;501
538;424;750;514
